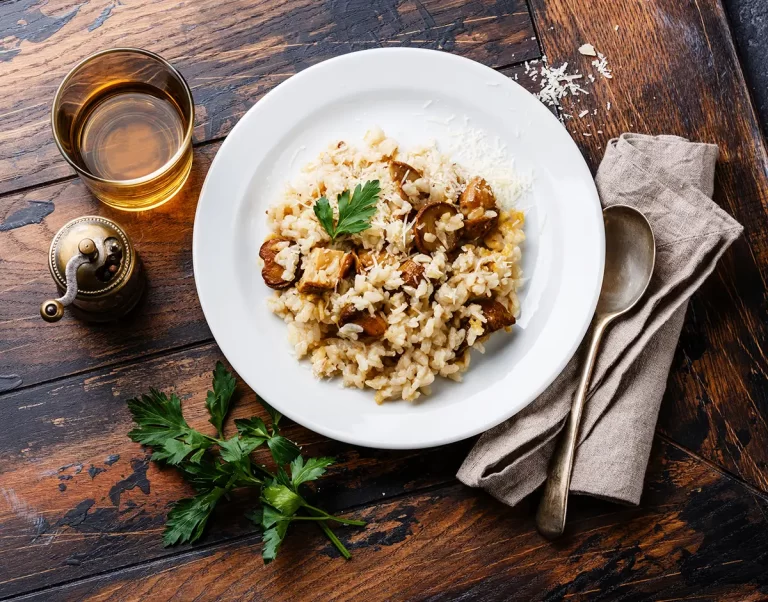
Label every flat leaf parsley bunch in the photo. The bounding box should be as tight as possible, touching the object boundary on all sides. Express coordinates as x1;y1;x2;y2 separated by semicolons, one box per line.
127;362;365;562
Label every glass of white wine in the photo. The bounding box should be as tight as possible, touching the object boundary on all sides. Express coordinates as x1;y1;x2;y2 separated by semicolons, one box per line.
52;48;194;211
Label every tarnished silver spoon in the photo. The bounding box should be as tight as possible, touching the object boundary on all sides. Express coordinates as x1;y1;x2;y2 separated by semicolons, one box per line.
536;204;656;540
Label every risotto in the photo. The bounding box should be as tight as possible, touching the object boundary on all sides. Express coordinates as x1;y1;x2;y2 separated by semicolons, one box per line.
260;127;526;403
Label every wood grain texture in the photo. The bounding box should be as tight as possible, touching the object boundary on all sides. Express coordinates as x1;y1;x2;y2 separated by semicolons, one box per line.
10;441;768;602
0;342;471;597
0;0;539;195
527;0;768;494
0;63;532;392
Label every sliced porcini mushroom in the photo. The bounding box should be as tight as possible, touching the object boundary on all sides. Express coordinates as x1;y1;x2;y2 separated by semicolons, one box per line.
297;248;353;294
475;298;516;333
390;160;428;202
399;258;426;288
259;238;298;290
459;177;499;240
340;252;356;278
356;249;397;272
413;202;461;254
339;305;388;338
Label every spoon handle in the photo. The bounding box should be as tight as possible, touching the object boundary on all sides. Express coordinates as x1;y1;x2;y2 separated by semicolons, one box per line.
535;317;609;539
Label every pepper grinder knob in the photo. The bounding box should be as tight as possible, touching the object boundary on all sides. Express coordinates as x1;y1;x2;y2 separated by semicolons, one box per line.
78;238;97;258
40;299;65;322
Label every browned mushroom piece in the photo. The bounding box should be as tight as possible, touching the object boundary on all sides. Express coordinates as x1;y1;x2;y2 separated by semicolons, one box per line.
390;160;427;202
339;305;388;338
475;298;516;333
399;258;426;287
259;238;298;290
459;177;499;240
297;248;353;294
340;252;356;278
413;202;461;254
356;249;398;272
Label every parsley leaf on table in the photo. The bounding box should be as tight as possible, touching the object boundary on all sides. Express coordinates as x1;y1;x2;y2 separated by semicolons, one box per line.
234;416;270;445
313;180;381;241
125;363;366;563
290;456;335;488
127;389;212;464
219;435;263;463
259;399;282;431
163;487;226;546
267;435;301;465
262;521;290;563
205;361;236;438
262;483;303;515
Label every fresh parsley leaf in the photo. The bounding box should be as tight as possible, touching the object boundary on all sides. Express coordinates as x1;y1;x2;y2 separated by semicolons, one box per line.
267;435;301;466
183;458;258;492
205;361;236;437
151;439;200;466
258;399;283;431
235;417;270;441
163;487;225;546
261;504;286;529
312;180;380;241
275;466;293;489
262;484;303;516
313;196;335;239
246;507;263;528
262;521;289;563
334;180;380;237
127;389;212;461
127;389;191;446
182;460;232;491
290;456;335;488
218;436;262;463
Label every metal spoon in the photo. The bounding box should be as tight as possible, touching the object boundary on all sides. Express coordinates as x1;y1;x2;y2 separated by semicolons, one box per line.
535;204;656;540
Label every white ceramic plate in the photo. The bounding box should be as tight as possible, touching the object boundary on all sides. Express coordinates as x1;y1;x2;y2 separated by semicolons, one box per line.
193;48;604;449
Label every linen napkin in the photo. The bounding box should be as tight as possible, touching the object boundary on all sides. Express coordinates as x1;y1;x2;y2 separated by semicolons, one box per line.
457;134;744;507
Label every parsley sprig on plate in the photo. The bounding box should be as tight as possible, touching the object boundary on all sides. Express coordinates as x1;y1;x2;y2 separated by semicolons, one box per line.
126;362;365;563
313;180;381;241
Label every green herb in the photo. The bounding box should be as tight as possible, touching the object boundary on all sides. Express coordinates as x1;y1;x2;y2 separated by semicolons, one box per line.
126;363;365;563
205;361;236;438
313;180;381;241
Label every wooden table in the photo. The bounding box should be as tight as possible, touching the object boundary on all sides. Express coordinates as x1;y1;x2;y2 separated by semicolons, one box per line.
2;1;768;599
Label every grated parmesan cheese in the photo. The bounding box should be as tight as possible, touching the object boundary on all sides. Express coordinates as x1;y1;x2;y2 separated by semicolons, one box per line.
442;126;531;210
578;109;589;118
528;57;590;108
592;52;613;79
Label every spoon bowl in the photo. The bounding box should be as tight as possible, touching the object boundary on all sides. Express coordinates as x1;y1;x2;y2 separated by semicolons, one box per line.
597;205;656;317
536;204;656;539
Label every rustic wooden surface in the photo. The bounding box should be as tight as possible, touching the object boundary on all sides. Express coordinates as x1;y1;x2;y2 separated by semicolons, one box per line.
1;0;768;600
0;0;538;194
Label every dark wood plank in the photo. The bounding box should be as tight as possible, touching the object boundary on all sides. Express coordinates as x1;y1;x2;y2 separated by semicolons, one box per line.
0;0;539;195
11;440;768;601
0;342;471;598
527;0;768;493
0;63;533;393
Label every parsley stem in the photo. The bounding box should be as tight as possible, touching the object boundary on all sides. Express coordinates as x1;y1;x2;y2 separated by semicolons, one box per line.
316;520;351;560
303;503;366;526
252;463;276;479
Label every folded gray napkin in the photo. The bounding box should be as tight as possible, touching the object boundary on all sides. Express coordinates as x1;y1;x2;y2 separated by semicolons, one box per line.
457;134;743;507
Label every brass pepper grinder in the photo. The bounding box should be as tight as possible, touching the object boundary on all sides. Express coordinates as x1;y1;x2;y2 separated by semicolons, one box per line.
40;216;145;322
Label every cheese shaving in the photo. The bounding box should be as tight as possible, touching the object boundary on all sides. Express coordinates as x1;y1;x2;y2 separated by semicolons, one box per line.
592;52;613;79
